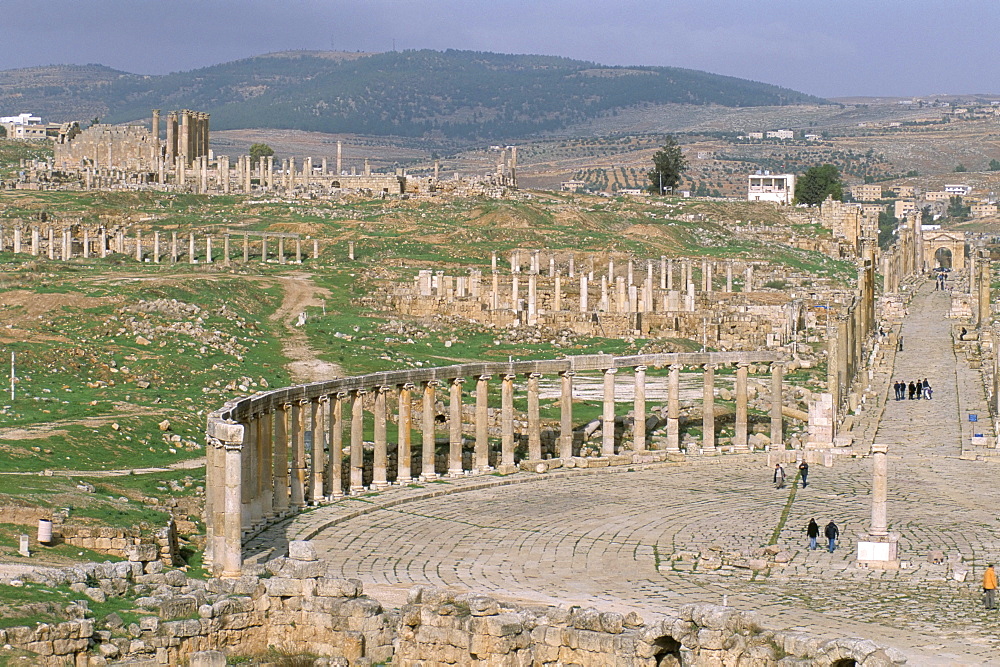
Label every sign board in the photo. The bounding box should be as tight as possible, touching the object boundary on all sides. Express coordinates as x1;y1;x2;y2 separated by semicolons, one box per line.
969;414;978;422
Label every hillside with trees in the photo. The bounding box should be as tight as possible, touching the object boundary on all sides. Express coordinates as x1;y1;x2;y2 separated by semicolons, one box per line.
0;50;828;142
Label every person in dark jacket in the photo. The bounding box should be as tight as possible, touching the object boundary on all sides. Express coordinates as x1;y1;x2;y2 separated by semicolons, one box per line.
798;460;809;488
908;381;916;400
825;520;839;553
923;378;932;400
806;518;820;550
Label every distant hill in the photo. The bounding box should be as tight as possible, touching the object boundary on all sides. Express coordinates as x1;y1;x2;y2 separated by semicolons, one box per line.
0;50;829;141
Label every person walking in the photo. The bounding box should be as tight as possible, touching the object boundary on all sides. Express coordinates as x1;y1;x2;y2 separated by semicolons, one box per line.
773;463;786;489
825;520;839;553
984;564;998;610
798;460;809;488
915;380;923;399
923;378;932;400
908;381;916;400
895;380;903;400
806;518;820;550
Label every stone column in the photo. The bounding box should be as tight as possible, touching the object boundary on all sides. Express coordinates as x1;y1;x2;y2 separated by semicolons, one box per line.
290;400;306;508
475;375;491;472
448;378;465;477
310;399;324;503
350;389;366;494
770;362;784;448
220;433;244;578
205;236;213;263
31;228;39;256
189;232;196;264
79;229;85;258
559;371;574;458
527;272;537;324
243;234;250;263
702;364;716;453
420;381;438;480
633;365;647;451
241;418;255;532
734;363;750;452
660;256;667;289
170;232;177;262
223;234;230;267
273;404;290;512
153;231;160;263
527;372;542;460
278;236;286;265
602;368;617;456
261;410;274;518
511;274;519;312
397;384;414;483
870;443;889;536
373;386;390;490
554;271;562;312
328;393;345;498
261;235;268;263
579;275;588;312
666;364;681;453
500;374;517;473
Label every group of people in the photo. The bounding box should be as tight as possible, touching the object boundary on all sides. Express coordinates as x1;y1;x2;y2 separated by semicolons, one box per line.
772;461;808;489
806;518;840;552
893;378;932;400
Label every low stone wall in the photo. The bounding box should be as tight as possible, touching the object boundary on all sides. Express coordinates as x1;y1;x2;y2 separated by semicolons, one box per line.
0;541;905;666
59;522;179;567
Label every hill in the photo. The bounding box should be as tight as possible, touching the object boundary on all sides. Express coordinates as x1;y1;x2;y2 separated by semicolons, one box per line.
0;50;828;142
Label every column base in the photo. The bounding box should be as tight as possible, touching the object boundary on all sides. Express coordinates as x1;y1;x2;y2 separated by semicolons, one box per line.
373;481;390;491
447;469;465;478
496;463;518;475
857;533;899;569
396;476;413;485
349;485;365;496
419;473;438;482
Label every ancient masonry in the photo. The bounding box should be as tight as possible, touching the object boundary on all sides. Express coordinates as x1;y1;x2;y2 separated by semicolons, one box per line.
16;108;518;196
0;540;904;666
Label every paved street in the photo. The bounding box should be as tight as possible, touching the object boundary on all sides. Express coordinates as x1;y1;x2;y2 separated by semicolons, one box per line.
269;280;1000;664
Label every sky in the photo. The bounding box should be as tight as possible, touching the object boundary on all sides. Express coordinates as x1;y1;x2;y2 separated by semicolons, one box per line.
2;0;999;99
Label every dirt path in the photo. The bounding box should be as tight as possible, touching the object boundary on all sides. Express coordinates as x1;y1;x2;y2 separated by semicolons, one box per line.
269;272;344;383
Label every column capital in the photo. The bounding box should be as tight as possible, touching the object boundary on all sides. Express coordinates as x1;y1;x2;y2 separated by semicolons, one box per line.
702;363;716;371
400;382;416;391
278;402;292;411
450;377;466;386
603;367;618;375
374;385;391;395
424;379;440;388
559;370;575;378
526;372;543;379
633;365;647;373
736;361;751;369
502;373;517;381
335;391;348;400
297;398;310;406
770;361;786;370
352;388;367;397
317;395;330;405
669;363;683;371
476;374;492;382
870;443;889;455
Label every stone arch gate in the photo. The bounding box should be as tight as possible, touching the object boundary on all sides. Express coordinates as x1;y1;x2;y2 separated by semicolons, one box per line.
922;230;966;271
205;350;788;576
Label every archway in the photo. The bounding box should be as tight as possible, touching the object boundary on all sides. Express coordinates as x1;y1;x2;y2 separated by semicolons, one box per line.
653;635;682;666
934;246;953;269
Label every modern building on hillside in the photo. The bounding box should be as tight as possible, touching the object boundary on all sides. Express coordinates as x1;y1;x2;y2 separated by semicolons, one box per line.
851;184;883;201
1;113;49;140
971;203;998;218
944;184;972;196
747;172;795;205
766;129;794;139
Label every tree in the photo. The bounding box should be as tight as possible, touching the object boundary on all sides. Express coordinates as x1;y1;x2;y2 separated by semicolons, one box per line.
877;206;897;250
955;163;967;172
646;136;686;194
989;159;1000;171
795;164;843;206
249;143;275;167
0;125;5;138
947;195;970;221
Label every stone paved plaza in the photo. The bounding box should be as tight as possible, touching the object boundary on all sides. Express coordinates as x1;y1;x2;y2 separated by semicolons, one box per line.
258;281;1000;664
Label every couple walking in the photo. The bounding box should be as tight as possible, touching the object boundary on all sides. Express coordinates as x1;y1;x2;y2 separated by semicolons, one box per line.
773;461;808;489
806;518;839;552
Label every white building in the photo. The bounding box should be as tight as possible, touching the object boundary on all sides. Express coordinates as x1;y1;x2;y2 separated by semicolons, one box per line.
944;184;972;196
748;172;796;205
766;129;794;140
1;112;46;140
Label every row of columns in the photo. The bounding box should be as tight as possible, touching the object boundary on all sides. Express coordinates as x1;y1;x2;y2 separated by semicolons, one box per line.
207;361;786;575
0;226;319;264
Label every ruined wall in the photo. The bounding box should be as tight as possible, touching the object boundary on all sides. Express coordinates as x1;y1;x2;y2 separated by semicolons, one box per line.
53;124;157;172
1;541;906;665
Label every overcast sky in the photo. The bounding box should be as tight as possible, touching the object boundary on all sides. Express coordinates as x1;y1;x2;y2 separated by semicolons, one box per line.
2;0;998;98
